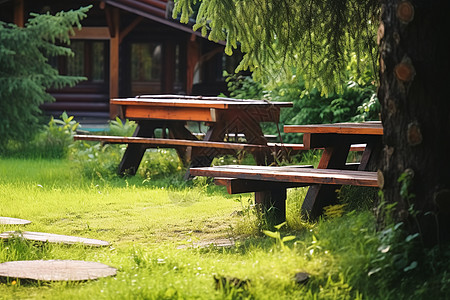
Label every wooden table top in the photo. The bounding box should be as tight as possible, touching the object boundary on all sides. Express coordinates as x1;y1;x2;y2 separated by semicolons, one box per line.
111;95;293;109
284;121;383;135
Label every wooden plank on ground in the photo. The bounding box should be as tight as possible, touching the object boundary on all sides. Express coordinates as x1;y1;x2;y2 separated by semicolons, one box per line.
0;217;31;225
0;260;116;281
190;166;379;187
0;231;110;247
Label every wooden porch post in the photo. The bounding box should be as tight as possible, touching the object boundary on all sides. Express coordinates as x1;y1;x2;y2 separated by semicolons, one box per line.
13;0;24;27
186;34;200;95
109;8;120;119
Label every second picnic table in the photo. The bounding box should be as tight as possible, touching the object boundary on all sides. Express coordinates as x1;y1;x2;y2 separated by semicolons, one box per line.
75;95;292;176
284;121;383;218
190;121;383;221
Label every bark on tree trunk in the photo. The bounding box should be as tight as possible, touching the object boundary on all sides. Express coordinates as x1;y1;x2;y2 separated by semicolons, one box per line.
378;0;450;246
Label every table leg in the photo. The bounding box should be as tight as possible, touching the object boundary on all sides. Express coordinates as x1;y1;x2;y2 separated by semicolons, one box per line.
118;121;157;175
301;144;351;219
358;136;382;171
167;122;198;166
240;118;273;165
255;189;287;226
183;122;227;179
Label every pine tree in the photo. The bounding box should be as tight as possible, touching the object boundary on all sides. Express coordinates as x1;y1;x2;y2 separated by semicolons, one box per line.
173;0;379;94
0;6;91;148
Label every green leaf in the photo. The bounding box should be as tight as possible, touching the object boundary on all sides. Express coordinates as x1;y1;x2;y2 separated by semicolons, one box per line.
263;230;279;239
403;261;418;272
274;221;287;230
282;236;296;243
405;233;419;243
368;267;382;277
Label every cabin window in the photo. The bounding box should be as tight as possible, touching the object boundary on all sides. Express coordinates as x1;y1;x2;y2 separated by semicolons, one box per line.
62;40;107;83
131;43;161;81
67;41;85;77
92;41;106;82
130;42;162;95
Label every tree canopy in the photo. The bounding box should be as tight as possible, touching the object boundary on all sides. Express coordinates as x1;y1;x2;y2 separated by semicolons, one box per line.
173;0;379;94
0;6;90;148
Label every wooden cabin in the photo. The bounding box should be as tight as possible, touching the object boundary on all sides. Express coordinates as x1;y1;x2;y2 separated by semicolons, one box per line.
0;0;240;122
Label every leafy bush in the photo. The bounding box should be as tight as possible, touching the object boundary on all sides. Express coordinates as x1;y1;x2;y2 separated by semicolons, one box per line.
70;142;184;181
224;54;380;144
0;112;79;159
265;75;379;143
34;112;79;158
108;117;137;137
69;142;124;180
69;117;183;180
222;71;264;99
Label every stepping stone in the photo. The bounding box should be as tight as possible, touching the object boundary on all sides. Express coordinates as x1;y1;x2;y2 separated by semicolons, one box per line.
0;217;32;225
0;231;110;247
177;238;235;249
0;260;117;281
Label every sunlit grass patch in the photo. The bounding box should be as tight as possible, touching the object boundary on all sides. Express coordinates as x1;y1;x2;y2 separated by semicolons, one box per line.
1;157;449;299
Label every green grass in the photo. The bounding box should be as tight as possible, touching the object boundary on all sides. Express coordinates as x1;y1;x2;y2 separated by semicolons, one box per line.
1;157;449;299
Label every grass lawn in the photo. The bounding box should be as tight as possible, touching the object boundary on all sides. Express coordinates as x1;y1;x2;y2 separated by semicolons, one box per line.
0;157;448;299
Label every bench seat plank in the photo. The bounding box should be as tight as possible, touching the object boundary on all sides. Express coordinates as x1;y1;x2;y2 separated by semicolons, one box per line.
190;165;378;187
73;135;267;151
74;135;366;152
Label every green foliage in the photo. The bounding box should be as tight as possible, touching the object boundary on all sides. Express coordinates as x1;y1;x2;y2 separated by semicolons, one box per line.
33;112;79;158
266;73;378;143
0;113;79;159
173;0;379;94
368;222;420;280
222;71;264;99
263;222;296;251
221;54;380;144
70;140;184;181
108;117;137;137
0;6;91;149
70;142;123;180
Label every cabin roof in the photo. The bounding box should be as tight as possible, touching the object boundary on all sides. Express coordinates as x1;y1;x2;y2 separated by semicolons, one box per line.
104;0;202;37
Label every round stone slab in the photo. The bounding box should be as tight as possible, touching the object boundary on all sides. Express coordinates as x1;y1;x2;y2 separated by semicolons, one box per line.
0;231;110;247
0;217;32;225
0;260;117;281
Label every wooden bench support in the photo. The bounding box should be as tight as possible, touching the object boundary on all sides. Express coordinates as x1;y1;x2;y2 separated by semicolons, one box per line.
190;165;379;224
215;177;310;194
255;189;287;225
74;134;271;175
73;134;367;179
215;177;310;225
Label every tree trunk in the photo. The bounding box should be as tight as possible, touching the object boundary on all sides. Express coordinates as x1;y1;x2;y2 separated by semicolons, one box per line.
378;0;450;246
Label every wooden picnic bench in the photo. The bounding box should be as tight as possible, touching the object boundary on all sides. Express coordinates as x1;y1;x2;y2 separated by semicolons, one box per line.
74;95;293;177
73;135;367;159
189;122;383;222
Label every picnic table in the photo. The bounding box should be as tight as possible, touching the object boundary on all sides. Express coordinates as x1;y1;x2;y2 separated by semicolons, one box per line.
284;121;383;218
190;121;383;222
74;95;292;176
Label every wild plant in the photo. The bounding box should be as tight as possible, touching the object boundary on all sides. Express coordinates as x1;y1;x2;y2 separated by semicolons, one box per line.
263;222;296;251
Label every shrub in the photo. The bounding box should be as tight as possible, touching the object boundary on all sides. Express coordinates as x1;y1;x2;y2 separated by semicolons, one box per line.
224;55;380;144
0;112;79;159
108;117;137;137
